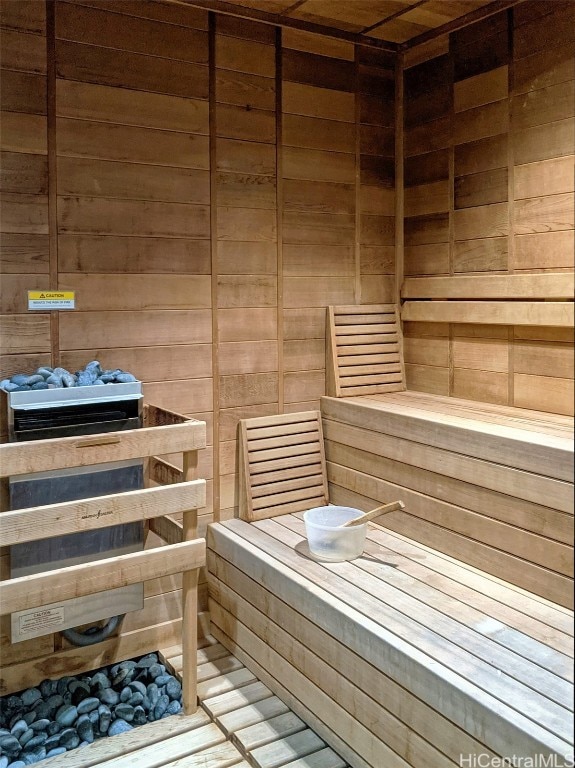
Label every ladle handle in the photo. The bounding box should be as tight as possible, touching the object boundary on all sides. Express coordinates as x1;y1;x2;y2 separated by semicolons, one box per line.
343;500;405;527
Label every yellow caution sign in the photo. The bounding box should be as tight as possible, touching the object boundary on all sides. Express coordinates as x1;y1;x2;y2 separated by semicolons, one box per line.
28;291;75;310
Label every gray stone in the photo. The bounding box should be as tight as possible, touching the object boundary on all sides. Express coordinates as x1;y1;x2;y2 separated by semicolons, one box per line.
98;688;119;706
55;703;78;727
154;674;172;687
30;718;49;733
76;697;99;715
108;719;133;737
31;381;49;390
128;681;147;696
12;385;31;391
153;694;169;721
77;717;94;743
76;370;95;386
112;668;133;687
24;375;44;386
59;728;80;750
136;654;158;669
0;755;8;768
36;367;53;378
46;694;64;712
10;374;29;386
90;672;110;691
1;382;19;392
115;373;137;383
114;704;134;722
127;692;144;707
120;686;132;703
46;374;62;386
148;663;165;680
0;734;21;755
98;705;111;734
21;746;47;765
18;728;35;747
5;695;22;710
22;733;47;750
56;678;73;697
31;702;51;721
166;700;182;716
132;706;147;726
20;688;42;707
146;683;160;706
39;680;55;698
22;712;36;726
165;678;182;700
46;722;61;737
10;720;28;739
46;748;67;758
9;763;26;768
43;735;61;752
61;372;76;387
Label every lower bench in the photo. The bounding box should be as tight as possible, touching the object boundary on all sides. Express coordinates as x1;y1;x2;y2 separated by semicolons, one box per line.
207;515;574;768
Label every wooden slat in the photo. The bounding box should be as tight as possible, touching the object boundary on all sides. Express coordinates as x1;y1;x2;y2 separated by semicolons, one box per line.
327;304;405;398
0;479;204;545
0;419;206;477
402;301;574;328
402;273;574;300
239;411;328;522
218;696;290;737
0;538;205;615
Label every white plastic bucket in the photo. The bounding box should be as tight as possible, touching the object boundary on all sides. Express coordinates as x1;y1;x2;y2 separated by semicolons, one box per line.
303;506;367;562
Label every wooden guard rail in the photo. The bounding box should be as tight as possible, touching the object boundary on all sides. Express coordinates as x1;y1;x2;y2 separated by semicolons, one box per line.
0;404;206;713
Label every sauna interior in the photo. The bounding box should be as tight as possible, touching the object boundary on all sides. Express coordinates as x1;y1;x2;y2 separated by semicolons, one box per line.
0;0;574;766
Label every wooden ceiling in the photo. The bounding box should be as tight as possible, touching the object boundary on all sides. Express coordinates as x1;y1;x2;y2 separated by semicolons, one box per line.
215;0;512;47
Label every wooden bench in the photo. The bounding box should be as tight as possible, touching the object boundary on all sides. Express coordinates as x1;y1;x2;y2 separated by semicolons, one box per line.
207;411;574;768
325;304;574;608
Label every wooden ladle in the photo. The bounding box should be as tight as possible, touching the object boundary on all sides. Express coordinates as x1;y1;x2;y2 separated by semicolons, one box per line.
342;500;405;527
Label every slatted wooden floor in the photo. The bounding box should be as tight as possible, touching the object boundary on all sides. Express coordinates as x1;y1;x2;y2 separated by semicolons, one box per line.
40;639;348;768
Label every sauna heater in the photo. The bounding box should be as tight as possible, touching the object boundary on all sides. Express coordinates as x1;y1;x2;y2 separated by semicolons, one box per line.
4;382;145;643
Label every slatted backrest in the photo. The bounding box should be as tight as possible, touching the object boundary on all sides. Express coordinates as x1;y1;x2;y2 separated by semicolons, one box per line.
326;304;406;397
239;411;329;522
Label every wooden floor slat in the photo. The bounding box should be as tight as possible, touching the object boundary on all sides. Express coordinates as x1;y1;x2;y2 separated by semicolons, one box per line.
249;729;326;768
219;696;291;737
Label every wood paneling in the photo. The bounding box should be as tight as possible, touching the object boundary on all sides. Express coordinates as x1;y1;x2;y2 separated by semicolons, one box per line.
57;118;210;168
283;114;355;153
216;34;275;78
55;2;209;63
56;80;209;133
56;40;209;99
282;49;354;92
282;82;354;122
58;197;210;239
514;156;574;200
58;235;211;274
57;157;210;204
59;310;212;349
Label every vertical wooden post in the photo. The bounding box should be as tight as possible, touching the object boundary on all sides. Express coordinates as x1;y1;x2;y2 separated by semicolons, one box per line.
181;448;199;715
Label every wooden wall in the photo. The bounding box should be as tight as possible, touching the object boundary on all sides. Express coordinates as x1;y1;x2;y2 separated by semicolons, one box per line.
0;0;395;661
402;2;574;415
